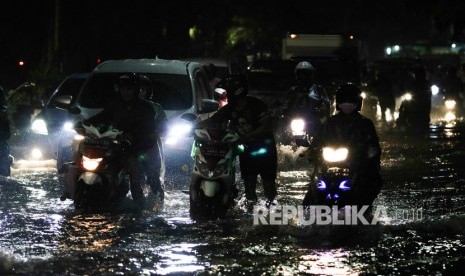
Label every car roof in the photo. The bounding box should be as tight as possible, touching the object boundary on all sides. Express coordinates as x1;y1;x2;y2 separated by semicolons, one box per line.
66;72;91;79
180;57;229;68
93;58;198;75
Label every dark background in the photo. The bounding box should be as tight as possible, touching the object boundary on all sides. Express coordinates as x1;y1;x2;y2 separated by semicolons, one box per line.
1;0;465;89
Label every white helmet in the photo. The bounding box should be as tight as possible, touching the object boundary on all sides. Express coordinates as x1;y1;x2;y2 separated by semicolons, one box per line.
295;61;315;74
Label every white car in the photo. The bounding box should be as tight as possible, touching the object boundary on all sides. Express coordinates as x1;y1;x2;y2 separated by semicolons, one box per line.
58;58;219;187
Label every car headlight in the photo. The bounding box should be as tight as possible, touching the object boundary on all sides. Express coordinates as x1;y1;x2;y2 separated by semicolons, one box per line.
31;119;48;135
63;121;74;131
290;118;305;135
322;147;348;162
165;122;193;145
82;156;103;171
445;100;456;110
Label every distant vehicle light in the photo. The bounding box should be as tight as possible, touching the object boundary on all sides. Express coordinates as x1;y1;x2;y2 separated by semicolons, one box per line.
445;100;456;109
444;111;456;122
31;119;48;135
431;85;440;95
402;93;412;101
290;34;298;39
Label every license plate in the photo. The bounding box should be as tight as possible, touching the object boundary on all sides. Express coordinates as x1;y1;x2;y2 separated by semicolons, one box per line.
84;138;110;149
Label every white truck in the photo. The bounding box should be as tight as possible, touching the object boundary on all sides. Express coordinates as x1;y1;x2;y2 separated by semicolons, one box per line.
281;34;362;90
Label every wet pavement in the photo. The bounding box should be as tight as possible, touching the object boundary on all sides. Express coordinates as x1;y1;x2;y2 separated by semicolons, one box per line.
1;122;465;275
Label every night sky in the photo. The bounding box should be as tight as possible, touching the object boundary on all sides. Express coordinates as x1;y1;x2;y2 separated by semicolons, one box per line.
1;0;464;87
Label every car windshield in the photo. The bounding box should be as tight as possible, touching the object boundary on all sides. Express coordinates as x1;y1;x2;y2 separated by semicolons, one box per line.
49;78;86;102
78;73;193;110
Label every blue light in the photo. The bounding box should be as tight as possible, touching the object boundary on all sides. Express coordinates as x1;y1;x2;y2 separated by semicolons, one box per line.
334;194;339;199
338;180;351;191
317;180;326;190
250;147;267;156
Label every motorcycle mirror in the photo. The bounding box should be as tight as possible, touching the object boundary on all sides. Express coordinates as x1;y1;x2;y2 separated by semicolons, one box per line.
200;99;220;114
181;113;197;122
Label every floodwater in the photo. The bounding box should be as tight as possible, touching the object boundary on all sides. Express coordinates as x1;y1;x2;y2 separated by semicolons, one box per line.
1;123;465;275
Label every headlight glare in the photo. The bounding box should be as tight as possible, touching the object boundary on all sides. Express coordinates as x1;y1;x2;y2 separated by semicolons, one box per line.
31;119;48;135
82;156;103;171
322;147;348;162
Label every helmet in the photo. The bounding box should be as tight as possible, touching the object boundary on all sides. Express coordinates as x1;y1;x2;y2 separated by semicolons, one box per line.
295;61;315;85
216;74;248;102
295;61;315;74
335;83;363;111
138;74;153;100
115;73;140;92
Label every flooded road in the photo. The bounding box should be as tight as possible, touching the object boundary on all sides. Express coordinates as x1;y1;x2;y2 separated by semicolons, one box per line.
1;123;465;275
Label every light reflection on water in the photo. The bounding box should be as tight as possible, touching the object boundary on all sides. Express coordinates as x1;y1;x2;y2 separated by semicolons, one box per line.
0;123;464;274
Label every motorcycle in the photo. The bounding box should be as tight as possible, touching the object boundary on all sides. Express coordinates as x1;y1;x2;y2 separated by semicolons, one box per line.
289;106;327;147
60;125;130;209
302;146;380;209
189;126;240;218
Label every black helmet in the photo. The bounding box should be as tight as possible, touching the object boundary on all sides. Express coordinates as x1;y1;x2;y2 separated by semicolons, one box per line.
216;73;248;101
335;83;363;111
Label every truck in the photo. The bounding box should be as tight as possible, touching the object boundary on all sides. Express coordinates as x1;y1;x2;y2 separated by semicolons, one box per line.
281;34;362;95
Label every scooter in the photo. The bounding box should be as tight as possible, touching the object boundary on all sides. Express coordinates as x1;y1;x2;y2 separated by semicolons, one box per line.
302;146;380;209
60;125;129;209
189;126;240;218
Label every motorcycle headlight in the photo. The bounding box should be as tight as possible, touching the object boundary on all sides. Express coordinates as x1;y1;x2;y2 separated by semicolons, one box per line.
165;122;193;145
290;118;305;135
31;119;48;135
82;156;103;171
402;93;412;101
30;148;43;160
322;147;348;162
445;100;456;110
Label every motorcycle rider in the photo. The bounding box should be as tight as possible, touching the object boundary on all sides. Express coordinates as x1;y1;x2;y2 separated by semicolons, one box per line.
397;66;431;136
0;102;12;177
287;61;331;121
285;61;331;145
138;74;168;200
303;83;382;206
198;74;278;207
369;70;395;123
80;73;157;208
